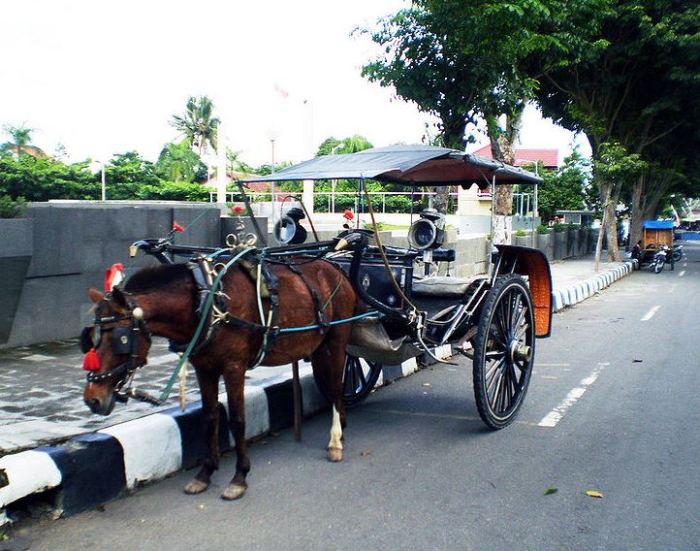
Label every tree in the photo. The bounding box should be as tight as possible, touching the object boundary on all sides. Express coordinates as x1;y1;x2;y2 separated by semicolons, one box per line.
361;0;553;241
170;96;220;157
1;124;46;158
537;149;588;222
532;0;700;259
104;151;159;199
155;140;207;183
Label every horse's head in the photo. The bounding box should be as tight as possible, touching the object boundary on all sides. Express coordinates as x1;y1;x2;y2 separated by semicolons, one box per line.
82;287;152;415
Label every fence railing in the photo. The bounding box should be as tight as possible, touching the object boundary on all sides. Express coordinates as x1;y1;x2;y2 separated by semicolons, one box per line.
209;190;536;216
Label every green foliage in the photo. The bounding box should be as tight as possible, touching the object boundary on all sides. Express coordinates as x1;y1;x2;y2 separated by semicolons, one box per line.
0;194;26;218
0;154;99;201
155;140;207;183
104;151;160;200
552;223;567;233
536;224;550;234
538;148;589;222
171;96;220;156
136;181;210;201
515;229;527;237
316;135;373;156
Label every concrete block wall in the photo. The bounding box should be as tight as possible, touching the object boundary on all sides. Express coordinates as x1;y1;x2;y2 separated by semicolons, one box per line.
1;202;222;348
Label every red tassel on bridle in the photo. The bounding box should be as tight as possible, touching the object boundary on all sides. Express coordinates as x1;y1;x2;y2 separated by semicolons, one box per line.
83;348;101;371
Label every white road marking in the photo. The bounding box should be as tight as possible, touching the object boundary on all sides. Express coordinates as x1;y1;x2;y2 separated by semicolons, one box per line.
538;363;608;428
679;270;686;277
641;305;661;321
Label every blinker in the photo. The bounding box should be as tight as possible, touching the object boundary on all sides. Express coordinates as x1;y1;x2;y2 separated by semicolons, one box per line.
80;326;94;354
111;327;132;355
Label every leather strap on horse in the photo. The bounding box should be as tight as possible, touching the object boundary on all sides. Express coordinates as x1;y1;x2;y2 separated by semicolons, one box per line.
285;261;330;334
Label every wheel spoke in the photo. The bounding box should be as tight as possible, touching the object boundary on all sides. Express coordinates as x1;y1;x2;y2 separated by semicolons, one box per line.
485;357;505;389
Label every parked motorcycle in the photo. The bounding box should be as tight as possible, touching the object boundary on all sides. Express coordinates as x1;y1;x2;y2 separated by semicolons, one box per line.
652;246;671;273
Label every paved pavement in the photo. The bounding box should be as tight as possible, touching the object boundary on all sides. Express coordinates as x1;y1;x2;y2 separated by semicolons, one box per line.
0;253;631;456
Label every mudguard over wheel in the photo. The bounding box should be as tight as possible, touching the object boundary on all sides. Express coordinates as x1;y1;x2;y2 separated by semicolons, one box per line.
314;353;383;408
473;274;535;430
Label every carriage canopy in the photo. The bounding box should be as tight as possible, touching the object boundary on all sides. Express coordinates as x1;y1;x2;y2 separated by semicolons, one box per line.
240;145;542;188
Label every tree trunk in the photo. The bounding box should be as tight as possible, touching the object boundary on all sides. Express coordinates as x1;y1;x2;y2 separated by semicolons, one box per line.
629;176;645;250
491;134;515;245
594;181;611;272
433;186;450;213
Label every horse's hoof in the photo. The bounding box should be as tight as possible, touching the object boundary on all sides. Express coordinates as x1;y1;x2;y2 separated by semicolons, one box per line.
184;479;209;495
221;483;247;501
327;447;343;462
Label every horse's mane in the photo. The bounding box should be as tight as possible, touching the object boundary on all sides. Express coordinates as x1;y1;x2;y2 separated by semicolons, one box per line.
124;263;191;293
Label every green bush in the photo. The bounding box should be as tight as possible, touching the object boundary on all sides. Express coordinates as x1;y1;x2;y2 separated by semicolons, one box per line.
515;229;527;237
0;195;26;218
536;224;550;234
567;222;581;231
552;223;567;232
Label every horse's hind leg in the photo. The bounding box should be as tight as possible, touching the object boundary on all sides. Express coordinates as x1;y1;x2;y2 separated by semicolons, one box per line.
221;363;250;500
184;370;220;495
311;333;349;462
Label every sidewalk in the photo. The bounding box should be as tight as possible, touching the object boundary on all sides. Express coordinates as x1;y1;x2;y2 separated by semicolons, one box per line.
0;254;633;524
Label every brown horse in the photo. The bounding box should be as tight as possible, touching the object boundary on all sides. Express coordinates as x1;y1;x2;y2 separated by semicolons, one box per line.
82;257;357;500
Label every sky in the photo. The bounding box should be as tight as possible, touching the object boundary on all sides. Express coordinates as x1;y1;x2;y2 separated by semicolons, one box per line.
0;0;589;167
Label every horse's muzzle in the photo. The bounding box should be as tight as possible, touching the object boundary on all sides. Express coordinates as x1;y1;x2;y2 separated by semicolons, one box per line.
84;391;116;416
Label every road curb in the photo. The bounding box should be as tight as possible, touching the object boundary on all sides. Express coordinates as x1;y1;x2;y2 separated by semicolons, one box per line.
551;261;634;313
0;352;434;525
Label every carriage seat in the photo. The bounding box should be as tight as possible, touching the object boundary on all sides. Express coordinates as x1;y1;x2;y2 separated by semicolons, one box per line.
412;275;474;297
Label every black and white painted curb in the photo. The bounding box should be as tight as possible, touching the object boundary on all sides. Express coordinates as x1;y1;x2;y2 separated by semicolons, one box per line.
0;263;632;525
551;262;634;312
0;347;451;525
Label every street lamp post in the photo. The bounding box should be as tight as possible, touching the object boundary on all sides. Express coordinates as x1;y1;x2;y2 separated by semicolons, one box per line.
101;164;106;201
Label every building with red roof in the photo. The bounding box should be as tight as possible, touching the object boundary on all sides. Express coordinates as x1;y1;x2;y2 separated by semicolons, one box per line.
472;145;559;169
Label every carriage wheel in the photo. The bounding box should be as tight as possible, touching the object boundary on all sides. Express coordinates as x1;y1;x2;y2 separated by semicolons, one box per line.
313;353;383;408
473;275;535;430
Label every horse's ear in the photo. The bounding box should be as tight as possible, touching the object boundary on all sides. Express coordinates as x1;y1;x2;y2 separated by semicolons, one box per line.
88;288;104;303
111;287;129;312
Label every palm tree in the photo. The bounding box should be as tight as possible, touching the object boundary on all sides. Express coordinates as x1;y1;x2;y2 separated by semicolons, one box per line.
1;124;46;158
170;96;220;158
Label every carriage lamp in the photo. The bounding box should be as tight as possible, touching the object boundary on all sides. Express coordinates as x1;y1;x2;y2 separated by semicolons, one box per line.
408;209;446;250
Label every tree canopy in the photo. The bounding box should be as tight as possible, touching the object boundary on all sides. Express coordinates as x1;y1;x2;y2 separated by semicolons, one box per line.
170;96;220;157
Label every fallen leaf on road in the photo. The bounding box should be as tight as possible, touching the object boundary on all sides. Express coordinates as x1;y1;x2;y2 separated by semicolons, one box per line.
633;359;643;363
543;488;558;496
585;490;604;499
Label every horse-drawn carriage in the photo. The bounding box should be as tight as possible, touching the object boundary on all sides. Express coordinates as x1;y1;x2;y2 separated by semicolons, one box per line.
82;145;552;500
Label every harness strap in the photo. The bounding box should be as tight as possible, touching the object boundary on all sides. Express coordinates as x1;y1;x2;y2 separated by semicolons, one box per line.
285;262;330;334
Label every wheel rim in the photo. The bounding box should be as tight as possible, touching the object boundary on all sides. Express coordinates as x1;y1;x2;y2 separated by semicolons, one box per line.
342;355;381;406
483;286;534;420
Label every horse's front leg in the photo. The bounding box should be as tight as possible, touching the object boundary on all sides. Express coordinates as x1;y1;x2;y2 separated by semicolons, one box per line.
183;370;221;495
221;363;250;500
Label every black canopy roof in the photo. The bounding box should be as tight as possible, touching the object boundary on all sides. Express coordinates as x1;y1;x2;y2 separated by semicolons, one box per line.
241;145;542;187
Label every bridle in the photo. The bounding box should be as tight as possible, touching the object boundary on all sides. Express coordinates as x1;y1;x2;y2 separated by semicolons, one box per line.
82;294;152;400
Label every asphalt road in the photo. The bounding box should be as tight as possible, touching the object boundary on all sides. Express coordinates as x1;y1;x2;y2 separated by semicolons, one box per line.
11;243;700;551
